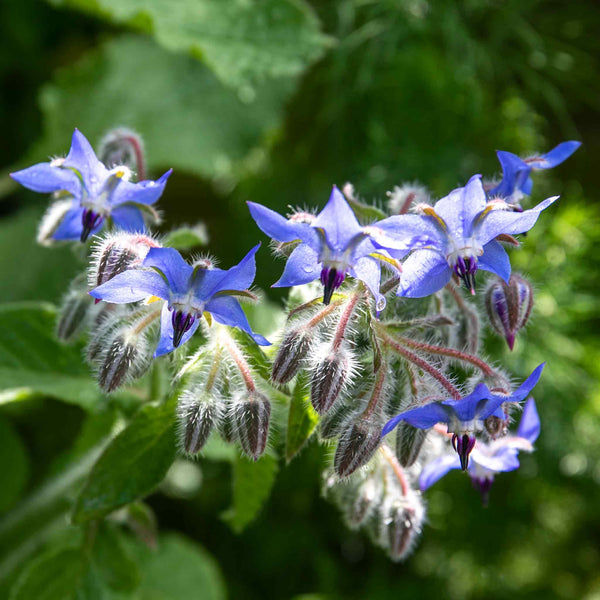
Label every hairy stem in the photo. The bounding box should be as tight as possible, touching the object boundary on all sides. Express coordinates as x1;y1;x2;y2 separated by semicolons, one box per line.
222;333;256;392
380;444;410;496
332;292;362;351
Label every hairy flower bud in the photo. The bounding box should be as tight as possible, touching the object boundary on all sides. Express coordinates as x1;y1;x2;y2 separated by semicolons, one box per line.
217;399;238;443
334;420;382;478
90;233;160;290
37;199;74;246
484;414;506;439
387;183;430;215
98;128;145;176
271;328;312;384
347;477;382;528
395;422;428;468
232;391;271;460
382;498;424;562
57;288;91;341
178;390;220;454
310;346;354;415
485;273;533;350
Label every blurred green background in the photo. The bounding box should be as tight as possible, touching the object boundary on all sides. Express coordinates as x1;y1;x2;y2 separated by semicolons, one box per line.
1;0;599;598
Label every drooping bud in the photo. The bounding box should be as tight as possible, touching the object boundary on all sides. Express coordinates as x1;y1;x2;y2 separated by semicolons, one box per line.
89;233;160;291
334;420;382;478
395;422;428;468
178;390;220;454
98;128;145;178
36;199;74;246
485;273;533;350
56;288;92;341
217;399;238;443
271;328;312;384
232;391;271;460
310;345;354;415
347;477;382;527
452;433;476;470
382;498;424;562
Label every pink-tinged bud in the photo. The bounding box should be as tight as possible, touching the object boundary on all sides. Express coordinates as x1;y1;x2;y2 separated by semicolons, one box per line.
485;274;533;350
310;347;354;415
178;392;220;454
271;328;312;384
382;497;424;562
98;128;146;178
57;288;91;341
395;422;428;468
334;420;382;478
232;392;271;460
89;233;160;290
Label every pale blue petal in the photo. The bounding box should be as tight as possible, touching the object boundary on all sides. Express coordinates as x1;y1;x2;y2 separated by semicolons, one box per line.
11;163;82;197
419;454;461;490
350;256;383;308
206;295;270;346
143;247;193;295
154;302;200;357
52;206;86;241
397;249;452;298
478;240;511;282
273;244;320;288
247;201;316;246
472;447;520;473
90;269;170;303
516;398;540;443
111;205;146;232
62;129;108;197
110;169;172;206
369;214;444;251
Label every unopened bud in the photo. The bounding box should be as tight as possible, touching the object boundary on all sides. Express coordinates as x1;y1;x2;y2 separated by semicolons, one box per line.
485;274;533;350
37;199;74;246
57;288;91;341
178;391;220;454
97;330;149;392
383;499;424;562
271;328;312;384
334;420;382;478
347;478;381;527
310;346;354;415
232;392;271;460
395;422;428;468
90;233;160;290
387;184;430;215
217;400;238;443
98;128;145;177
484;415;506;439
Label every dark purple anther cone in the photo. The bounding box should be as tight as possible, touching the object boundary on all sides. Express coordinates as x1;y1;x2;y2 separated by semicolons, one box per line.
171;309;196;348
472;476;494;506
453;256;477;295
320;266;346;305
81;208;103;242
452;433;476;470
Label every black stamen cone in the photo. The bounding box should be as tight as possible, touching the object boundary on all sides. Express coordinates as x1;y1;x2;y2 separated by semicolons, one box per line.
323;268;338;305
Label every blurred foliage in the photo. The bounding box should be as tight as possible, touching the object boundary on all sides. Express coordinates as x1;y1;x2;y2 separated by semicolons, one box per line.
1;0;599;598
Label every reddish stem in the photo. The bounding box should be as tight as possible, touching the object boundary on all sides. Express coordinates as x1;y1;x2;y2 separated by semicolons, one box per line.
223;334;255;392
380;444;410;496
332;293;361;351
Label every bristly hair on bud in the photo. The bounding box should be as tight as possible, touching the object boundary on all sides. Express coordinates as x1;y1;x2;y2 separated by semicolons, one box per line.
485;273;534;350
334;417;383;478
37;198;74;246
395;422;429;468
231;391;271;460
56;284;92;342
89;232;161;291
310;342;357;415
177;388;221;455
271;327;313;385
387;183;430;215
98;127;146;179
380;494;425;562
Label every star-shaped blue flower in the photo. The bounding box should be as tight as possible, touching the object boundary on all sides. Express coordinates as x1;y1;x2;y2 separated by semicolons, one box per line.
490;141;581;202
89;244;269;356
419;398;540;504
248;186;433;307
11;129;172;242
382;363;544;470
397;175;558;297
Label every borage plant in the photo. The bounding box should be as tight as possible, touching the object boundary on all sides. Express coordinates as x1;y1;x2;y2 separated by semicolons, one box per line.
9;128;579;563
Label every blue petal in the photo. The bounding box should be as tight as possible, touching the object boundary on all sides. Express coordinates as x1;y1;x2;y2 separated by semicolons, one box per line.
419;454;461;490
143;247;193;296
110;169;172;206
205;295;270;346
154;302;200;357
527;141;581;169
111;205;146;232
350;256;383;309
312;186;363;252
443;383;495;422
90;268;170;303
397;249;452;298
382;402;455;434
471;447;520;473
10;163;82;197
478;240;511;282
509;363;545;402
516;398;541;443
247;201;316;246
434;175;486;239
490;151;530;198
62;129;108;197
273;244;320;288
369;214;444;251
477;196;559;247
51;206;86;241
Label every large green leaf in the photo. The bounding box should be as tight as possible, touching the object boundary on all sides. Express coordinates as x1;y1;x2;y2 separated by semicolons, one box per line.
48;0;331;91
285;371;319;462
33;35;295;181
0;303;101;410
72;399;177;523
0;417;29;513
221;453;278;533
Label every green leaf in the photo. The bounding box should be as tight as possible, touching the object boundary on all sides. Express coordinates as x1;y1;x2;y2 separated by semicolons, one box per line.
72;399;177;523
346;197;388;222
33;35;295;181
92;523;140;593
221;453;278;533
9;547;86;600
163;224;209;251
0;417;29;513
47;0;331;92
0;302;101;410
127;533;226;600
285;372;319;462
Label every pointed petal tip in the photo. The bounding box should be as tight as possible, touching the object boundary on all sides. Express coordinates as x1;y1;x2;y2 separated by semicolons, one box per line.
506;332;515;350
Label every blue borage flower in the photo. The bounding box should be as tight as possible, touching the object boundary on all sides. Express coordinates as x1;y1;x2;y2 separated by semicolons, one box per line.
11;129;171;242
397;175;558;297
382;363;544;470
490;141;580;202
419;398;540;504
90;244;269;356
248;186;434;307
